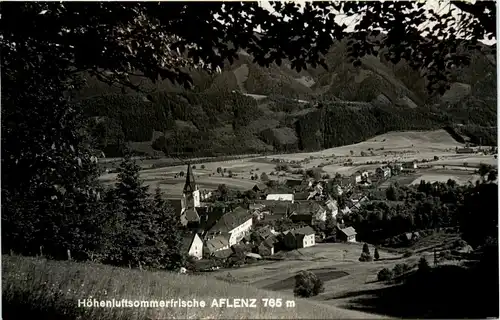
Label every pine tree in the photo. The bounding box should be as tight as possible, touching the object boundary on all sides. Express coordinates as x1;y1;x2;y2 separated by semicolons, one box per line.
362;243;370;255
152;187;186;271
113;155;153;268
374;247;380;261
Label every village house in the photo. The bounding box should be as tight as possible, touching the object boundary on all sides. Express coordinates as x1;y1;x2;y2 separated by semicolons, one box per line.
456;147;474;154
330;184;343;196
361;170;369;180
285;179;304;191
325;198;339;218
266;193;294;203
206;206;253;246
390;163;403;175
204;234;230;257
293;191;310;201
403;161;418;170
289;201;327;225
182;233;204;260
353;171;363;184
257;236;276;256
337;226;357;242
282;226;316;250
340;177;354;192
200;190;213;201
376;166;391;179
252;183;268;194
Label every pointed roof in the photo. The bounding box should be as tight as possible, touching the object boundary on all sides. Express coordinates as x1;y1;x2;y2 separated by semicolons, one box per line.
183;163;197;193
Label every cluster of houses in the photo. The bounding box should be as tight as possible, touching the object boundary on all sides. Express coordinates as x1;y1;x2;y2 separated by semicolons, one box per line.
175;157;422;266
174;164;367;266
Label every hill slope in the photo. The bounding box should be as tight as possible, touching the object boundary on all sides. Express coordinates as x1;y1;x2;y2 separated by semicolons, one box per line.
77;40;497;157
2;255;389;319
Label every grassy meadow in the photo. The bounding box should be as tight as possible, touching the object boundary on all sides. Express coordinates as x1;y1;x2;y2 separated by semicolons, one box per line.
2;255;388;319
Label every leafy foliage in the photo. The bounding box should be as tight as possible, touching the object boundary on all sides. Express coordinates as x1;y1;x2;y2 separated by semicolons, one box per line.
294;270;325;298
377;268;393;282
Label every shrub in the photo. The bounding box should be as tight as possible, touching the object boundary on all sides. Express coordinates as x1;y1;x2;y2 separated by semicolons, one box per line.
294;270;324;298
403;250;413;258
201;164;205;169
260;172;269;182
374;248;380;260
192;165;196;169
393;264;405;277
377;268;393;282
359;252;373;262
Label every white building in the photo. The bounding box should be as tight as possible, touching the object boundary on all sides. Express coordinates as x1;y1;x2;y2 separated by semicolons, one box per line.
283;226;316;249
182;233;204;260
325;199;339;219
206;207;253;247
266;193;294;203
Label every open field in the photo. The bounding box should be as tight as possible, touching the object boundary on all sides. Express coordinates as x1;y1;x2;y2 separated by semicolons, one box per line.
2;255;388;319
208;243;404;297
99;130;495;195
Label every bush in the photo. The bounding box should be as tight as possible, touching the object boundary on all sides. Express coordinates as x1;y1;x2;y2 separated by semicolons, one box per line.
377;268;393;282
294;270;324;298
359;252;373;262
374;248;380;260
393;264;406;277
403;250;413;258
201;164;205;169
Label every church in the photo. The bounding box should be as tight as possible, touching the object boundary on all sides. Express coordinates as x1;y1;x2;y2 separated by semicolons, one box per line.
180;163;202;226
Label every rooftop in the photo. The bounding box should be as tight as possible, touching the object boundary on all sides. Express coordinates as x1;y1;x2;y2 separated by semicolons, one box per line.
340;226;357;237
209;206;252;233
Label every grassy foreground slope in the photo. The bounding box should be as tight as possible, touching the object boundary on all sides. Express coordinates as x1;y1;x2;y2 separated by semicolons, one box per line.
2;256;388;319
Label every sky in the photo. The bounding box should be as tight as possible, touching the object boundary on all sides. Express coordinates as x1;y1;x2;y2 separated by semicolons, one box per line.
258;0;496;45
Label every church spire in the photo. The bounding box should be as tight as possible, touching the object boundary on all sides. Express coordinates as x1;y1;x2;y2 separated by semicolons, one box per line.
183;163;197;193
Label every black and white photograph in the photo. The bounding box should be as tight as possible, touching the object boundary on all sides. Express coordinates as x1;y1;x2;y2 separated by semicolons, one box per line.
1;1;498;319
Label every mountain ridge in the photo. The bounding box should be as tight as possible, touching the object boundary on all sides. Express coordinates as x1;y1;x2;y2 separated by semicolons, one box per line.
78;40;497;157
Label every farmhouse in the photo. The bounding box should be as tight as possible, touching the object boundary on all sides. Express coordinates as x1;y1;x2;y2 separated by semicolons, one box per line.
293;191;310;201
266;193;294;202
206;206;253;246
390;163;403;174
325;198;339;218
282;226;316;249
205;234;230;256
339;177;354;192
376;166;391;179
285;179;304;190
289;201;327;225
353;171;363;183
361;170;369;180
329;184;343;196
456;147;474;154
252;183;268;193
403;161;418;170
337;226;357;242
257;236;276;256
182;233;204;260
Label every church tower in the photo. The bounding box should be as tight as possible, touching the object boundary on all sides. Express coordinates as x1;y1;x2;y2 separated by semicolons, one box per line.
182;163;200;209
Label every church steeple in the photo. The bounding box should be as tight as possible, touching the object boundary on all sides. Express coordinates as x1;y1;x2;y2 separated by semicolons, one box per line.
183;163;197;194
